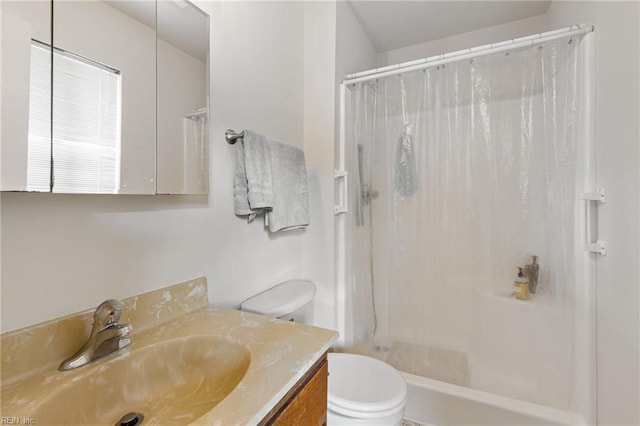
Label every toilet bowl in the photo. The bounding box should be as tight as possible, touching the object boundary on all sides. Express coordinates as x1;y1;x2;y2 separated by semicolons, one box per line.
240;280;407;426
327;353;407;426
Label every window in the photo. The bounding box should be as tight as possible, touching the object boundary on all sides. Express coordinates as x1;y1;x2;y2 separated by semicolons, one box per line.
26;43;51;192
27;41;122;193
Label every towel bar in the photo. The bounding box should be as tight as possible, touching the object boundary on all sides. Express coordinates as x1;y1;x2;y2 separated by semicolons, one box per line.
225;129;244;144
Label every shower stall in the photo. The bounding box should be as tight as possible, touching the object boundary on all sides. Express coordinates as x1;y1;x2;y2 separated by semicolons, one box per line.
336;25;598;425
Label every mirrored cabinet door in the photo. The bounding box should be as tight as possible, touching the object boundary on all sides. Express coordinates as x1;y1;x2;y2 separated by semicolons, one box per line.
1;1;52;192
53;0;157;194
1;0;209;195
156;0;209;195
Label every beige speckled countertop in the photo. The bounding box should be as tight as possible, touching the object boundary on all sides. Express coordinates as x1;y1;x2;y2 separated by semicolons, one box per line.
1;278;338;425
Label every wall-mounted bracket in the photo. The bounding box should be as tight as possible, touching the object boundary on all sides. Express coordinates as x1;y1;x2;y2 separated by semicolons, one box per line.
580;188;605;204
585;240;606;256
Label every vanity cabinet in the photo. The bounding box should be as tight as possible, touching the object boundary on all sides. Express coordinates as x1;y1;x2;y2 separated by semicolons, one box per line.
0;0;209;195
260;353;329;426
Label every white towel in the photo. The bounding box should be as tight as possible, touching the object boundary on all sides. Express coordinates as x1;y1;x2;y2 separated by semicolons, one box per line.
265;139;309;232
233;130;309;232
233;130;272;221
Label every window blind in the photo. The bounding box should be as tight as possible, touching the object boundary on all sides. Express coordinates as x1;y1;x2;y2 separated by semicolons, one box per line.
26;43;52;192
27;42;122;193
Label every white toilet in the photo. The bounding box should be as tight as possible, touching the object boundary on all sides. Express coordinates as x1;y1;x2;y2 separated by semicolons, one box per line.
240;280;407;426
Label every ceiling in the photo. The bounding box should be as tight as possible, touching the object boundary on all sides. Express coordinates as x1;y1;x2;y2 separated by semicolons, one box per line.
346;1;551;52
105;0;208;61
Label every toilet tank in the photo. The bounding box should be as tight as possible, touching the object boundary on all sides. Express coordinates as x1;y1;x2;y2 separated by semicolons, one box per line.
240;280;316;323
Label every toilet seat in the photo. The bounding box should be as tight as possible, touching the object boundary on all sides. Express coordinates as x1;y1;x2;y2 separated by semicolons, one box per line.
328;399;406;419
328;353;407;419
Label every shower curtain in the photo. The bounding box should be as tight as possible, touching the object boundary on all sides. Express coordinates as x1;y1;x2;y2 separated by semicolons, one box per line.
347;37;583;410
183;114;208;193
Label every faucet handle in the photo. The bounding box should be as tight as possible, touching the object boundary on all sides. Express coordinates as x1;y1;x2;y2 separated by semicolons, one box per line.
94;299;126;327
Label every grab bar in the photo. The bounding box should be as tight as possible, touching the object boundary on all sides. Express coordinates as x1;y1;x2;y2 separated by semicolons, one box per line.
581;188;606;255
225;129;244;144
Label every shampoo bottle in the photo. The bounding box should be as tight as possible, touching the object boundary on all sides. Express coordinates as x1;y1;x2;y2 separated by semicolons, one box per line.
514;267;530;300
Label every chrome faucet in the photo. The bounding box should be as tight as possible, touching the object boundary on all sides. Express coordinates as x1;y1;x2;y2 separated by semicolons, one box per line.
59;299;132;371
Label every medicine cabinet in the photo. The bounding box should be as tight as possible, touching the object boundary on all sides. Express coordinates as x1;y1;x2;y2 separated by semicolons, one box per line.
0;0;209;195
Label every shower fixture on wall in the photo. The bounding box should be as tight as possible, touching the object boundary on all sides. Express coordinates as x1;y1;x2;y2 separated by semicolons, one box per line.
356;144;379;227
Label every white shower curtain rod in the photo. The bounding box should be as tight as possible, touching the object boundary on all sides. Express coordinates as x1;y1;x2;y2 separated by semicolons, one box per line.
343;24;594;85
185;108;208;119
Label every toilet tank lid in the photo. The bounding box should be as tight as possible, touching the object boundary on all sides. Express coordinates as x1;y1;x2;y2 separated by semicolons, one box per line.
240;280;316;317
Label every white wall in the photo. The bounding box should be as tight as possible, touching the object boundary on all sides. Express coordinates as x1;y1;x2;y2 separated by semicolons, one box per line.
336;2;378;88
302;1;337;330
544;3;640;425
205;0;306;313
377;14;547;67
0;1;307;333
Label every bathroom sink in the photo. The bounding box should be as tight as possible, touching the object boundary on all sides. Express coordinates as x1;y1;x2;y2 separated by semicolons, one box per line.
30;335;250;426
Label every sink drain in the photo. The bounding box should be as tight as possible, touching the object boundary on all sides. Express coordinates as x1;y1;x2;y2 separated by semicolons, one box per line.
116;412;144;426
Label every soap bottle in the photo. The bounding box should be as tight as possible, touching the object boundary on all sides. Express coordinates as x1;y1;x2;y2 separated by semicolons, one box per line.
513;267;530;300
